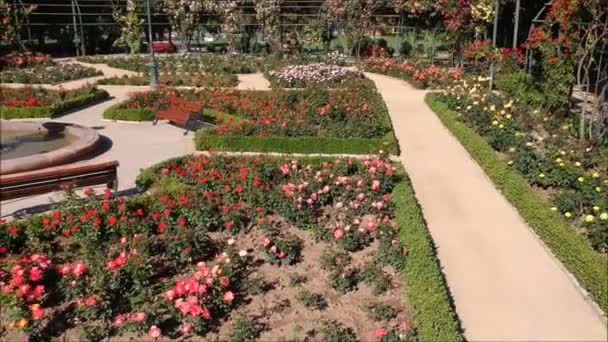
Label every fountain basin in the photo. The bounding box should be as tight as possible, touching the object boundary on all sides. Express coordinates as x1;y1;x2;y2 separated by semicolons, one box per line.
0;120;100;175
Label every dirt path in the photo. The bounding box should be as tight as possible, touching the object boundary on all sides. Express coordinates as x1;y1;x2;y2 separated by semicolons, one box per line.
366;72;607;341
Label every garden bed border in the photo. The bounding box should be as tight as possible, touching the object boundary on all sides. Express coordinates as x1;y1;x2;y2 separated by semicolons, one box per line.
426;93;608;315
0;89;110;119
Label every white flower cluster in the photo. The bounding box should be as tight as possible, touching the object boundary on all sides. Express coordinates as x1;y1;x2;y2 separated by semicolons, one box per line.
270;63;361;85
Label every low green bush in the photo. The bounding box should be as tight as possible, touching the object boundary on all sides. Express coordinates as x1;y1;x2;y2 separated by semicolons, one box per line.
495;71;545;107
103;102;155;121
0;89;109;119
195;131;399;155
426;94;608;314
393;171;463;341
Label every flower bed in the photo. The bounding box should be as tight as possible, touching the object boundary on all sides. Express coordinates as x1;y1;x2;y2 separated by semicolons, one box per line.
426;91;608;313
0;154;461;342
267;63;369;88
0;52;52;70
0;86;110;119
0;64;102;84
78;53;349;75
97;72;239;87
362;57;463;89
115;86;398;154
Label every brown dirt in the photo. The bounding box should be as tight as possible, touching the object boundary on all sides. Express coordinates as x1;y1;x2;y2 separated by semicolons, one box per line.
204;214;408;342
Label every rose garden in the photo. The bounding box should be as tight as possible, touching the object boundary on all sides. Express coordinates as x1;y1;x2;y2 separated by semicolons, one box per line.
0;1;607;341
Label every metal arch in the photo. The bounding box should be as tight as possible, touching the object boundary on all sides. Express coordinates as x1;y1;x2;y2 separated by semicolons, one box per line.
15;0;32;44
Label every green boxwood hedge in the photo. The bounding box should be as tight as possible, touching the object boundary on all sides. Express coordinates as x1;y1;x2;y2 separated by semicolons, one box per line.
196;107;400;155
0;89;110;119
195;131;400;155
426;93;608;314
393;172;463;341
103;102;155;121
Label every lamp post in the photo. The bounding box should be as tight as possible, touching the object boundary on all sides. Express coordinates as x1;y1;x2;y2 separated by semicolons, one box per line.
145;0;159;87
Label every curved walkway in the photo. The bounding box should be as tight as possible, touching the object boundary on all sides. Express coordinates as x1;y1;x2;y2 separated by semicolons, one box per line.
366;72;607;341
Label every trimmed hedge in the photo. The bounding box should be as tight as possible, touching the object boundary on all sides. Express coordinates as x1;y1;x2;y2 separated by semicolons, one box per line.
393;173;463;342
0;89;109;119
196;104;400;155
426;93;608;314
195;131;400;155
103;102;155;121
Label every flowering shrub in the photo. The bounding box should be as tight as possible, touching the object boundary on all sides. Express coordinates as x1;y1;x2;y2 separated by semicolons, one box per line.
97;72;238;87
363;57;462;89
119;85;394;142
0;154;422;340
1;85;106;110
0;63;102;84
268;63;367;88
0;52;51;70
440;77;608;251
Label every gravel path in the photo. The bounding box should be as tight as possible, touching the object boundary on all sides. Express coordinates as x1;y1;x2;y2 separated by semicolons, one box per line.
366;72;607;341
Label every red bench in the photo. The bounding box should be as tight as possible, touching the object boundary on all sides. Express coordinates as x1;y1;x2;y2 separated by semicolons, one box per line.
0;161;119;201
154;101;204;135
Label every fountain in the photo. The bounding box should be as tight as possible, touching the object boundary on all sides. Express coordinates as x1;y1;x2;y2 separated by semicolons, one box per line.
0;120;101;175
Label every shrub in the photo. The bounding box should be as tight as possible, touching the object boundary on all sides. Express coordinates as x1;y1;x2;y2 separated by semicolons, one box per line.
0;86;109;119
296;290;327;310
320;320;357;342
367;303;398;322
495;71;545;107
229;315;261;342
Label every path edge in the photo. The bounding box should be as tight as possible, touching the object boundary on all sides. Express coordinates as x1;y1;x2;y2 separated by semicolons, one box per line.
425;93;608;316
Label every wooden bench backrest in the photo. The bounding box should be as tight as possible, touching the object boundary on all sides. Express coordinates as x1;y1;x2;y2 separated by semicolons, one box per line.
0;161;119;201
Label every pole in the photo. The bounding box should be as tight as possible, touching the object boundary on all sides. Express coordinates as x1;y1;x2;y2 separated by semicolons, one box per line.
489;0;499;91
513;0;520;48
146;0;159;87
71;0;80;56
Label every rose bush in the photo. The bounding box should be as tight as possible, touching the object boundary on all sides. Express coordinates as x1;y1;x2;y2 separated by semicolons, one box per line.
0;63;102;84
267;63;368;88
439;77;608;251
0;154;422;341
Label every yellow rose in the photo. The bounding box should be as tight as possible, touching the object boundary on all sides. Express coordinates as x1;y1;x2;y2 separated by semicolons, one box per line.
593;206;600;212
577;177;584;183
584;215;594;223
600;213;608;220
591;172;599;178
564;212;572;218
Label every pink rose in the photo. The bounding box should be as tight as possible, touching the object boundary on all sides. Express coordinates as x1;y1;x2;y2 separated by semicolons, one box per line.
223;291;235;303
179;322;193;335
148;325;161;338
131;312;146;322
374;327;388;339
334;229;345;240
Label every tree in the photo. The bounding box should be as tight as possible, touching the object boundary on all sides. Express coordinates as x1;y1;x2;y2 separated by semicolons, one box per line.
113;0;143;54
162;0;214;51
0;0;37;51
324;0;382;58
254;0;283;52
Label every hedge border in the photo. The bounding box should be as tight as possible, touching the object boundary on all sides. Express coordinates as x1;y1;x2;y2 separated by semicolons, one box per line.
195;92;400;155
103;102;155;121
393;172;464;341
195;131;399;155
426;93;608;314
136;155;463;341
0;89;110;119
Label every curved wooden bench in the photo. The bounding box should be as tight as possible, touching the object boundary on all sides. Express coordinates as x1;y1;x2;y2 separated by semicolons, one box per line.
0;161;119;201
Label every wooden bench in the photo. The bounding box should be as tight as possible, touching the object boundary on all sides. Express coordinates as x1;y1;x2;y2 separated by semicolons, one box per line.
154;101;204;135
0;161;119;201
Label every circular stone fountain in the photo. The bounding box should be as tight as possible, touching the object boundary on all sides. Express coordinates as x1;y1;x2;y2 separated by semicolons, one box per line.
0;120;101;175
